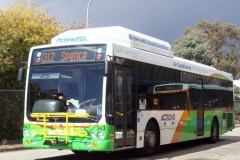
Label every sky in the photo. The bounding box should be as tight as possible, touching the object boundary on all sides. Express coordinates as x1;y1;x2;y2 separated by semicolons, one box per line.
0;0;240;43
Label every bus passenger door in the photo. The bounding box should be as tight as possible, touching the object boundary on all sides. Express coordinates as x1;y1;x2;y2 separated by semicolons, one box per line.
196;79;204;136
114;67;135;148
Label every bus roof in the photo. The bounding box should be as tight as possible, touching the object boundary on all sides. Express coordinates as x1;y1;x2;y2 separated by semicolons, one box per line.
49;26;232;81
51;26;173;58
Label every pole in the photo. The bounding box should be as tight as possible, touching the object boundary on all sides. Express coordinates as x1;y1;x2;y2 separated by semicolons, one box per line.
86;0;93;28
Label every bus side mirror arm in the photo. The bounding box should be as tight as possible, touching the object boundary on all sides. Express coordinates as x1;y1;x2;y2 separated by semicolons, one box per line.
17;67;25;82
105;61;113;76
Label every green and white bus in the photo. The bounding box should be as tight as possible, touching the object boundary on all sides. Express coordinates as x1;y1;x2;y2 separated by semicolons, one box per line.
18;26;234;155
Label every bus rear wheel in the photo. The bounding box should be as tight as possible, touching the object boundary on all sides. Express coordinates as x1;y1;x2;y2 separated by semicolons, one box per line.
142;121;158;156
209;118;219;143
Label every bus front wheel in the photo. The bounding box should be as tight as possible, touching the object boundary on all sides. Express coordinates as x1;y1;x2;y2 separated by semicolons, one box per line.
142;121;158;156
209;118;219;143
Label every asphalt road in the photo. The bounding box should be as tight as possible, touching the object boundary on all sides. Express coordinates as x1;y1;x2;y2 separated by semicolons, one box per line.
1;127;240;160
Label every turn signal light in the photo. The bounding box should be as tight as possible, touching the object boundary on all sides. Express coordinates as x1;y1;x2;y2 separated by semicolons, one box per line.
92;142;98;147
26;139;31;144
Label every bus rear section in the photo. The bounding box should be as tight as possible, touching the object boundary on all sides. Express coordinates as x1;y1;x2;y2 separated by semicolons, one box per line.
136;83;234;149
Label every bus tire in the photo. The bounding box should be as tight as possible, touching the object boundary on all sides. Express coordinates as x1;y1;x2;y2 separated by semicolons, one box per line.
141;121;158;156
209;118;219;143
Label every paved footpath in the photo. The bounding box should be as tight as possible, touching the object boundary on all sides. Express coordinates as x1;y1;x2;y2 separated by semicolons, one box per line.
0;143;24;152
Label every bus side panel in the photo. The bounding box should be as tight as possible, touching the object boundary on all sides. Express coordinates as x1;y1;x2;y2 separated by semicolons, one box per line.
203;110;219;138
204;110;234;137
136;110;178;147
137;110;195;146
136;109;234;148
170;110;196;143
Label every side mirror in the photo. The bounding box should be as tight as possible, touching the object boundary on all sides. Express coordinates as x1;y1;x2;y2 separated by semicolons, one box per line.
17;67;25;82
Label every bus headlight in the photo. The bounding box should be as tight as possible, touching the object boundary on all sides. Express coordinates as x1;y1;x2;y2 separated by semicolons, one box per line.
90;132;97;139
97;132;104;140
24;130;30;136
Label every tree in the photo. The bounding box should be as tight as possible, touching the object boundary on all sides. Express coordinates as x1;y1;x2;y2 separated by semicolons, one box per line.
172;28;213;66
0;1;61;89
0;1;86;89
172;20;240;78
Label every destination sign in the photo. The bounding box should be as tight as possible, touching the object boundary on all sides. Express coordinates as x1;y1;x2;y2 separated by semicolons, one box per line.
31;45;106;65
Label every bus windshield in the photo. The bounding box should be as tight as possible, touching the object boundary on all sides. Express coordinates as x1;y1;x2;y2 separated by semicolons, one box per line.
27;63;104;123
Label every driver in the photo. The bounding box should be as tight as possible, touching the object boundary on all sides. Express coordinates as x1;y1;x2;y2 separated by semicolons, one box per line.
52;83;70;111
57;83;80;112
59;83;69;100
52;83;69;100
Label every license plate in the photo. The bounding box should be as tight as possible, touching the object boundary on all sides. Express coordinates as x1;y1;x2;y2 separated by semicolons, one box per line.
48;130;74;135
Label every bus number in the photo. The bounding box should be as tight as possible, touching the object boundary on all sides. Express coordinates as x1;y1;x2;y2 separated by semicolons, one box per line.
43;52;55;63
